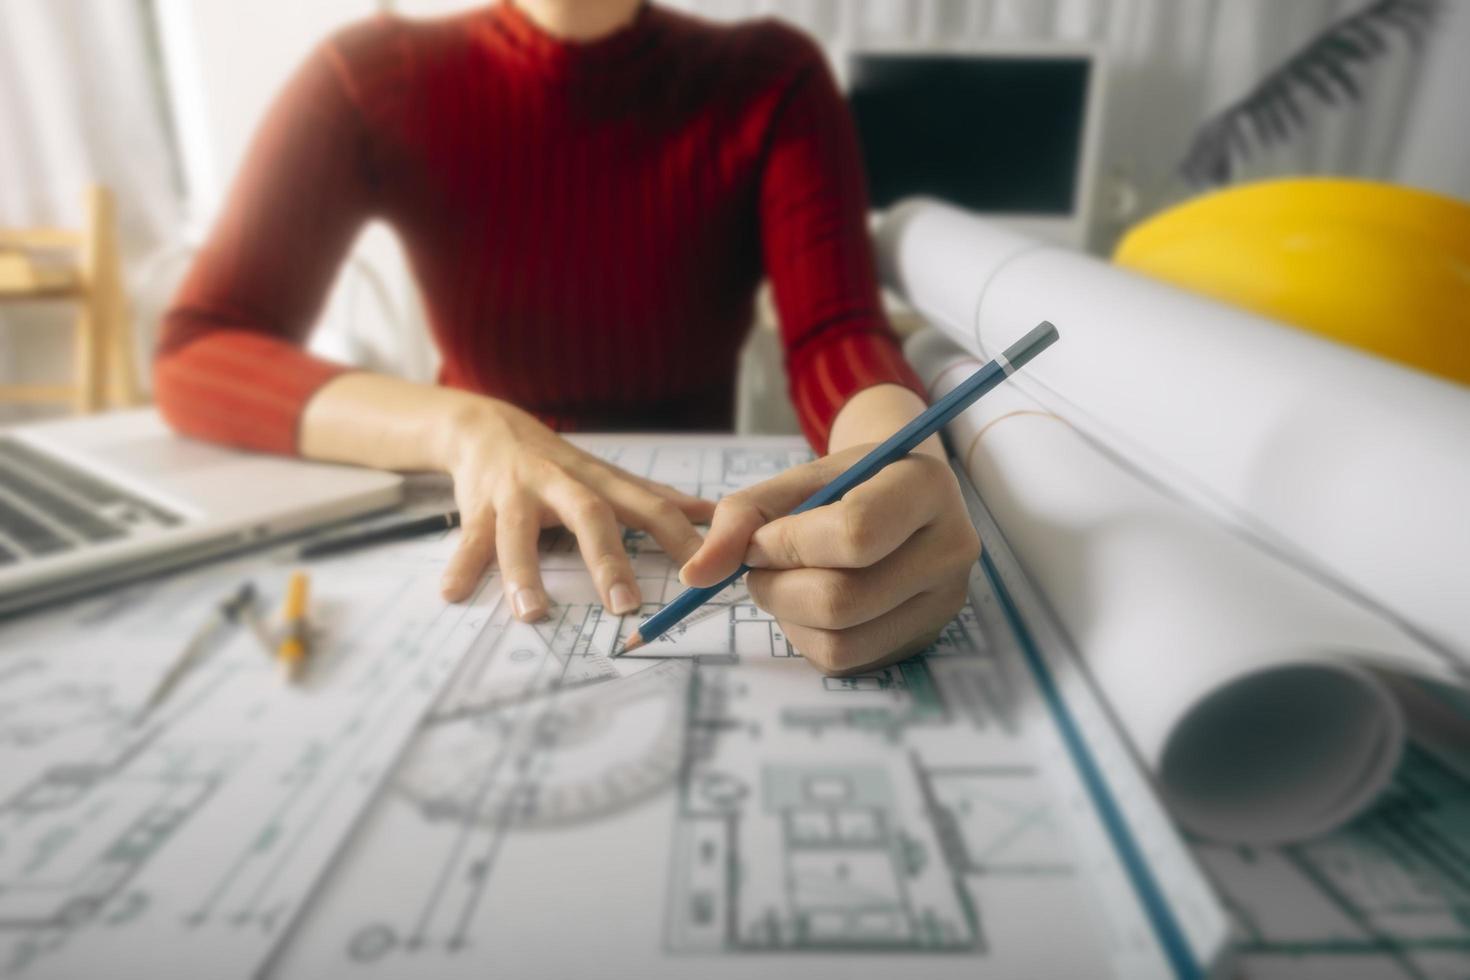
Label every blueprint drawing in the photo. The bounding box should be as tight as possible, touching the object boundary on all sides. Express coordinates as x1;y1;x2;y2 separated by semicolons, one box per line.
0;437;1243;979
0;532;501;979
268;440;1211;979
1198;745;1470;980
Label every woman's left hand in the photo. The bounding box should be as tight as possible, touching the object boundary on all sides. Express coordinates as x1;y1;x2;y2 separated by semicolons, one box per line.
679;445;980;675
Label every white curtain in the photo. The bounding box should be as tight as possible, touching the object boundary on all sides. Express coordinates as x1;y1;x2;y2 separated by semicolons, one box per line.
0;0;181;253
0;0;184;401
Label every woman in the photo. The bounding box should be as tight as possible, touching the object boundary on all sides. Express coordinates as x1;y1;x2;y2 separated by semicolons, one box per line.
155;0;978;675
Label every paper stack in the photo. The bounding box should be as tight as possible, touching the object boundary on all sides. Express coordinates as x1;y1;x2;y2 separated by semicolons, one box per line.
881;198;1470;844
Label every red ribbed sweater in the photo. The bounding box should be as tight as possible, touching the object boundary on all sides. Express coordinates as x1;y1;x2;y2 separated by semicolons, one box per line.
154;1;924;455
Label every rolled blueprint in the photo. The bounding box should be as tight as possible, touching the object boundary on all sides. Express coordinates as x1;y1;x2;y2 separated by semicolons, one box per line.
909;330;1459;844
878;199;1470;667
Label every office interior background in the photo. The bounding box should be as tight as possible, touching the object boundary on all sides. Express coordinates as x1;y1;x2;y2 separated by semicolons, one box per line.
2;0;1467;426
5;4;1470;977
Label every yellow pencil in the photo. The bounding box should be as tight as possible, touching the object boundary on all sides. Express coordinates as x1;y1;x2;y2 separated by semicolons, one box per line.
277;570;311;683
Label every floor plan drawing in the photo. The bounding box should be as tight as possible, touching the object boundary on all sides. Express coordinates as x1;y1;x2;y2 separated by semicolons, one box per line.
273;639;697;974
270;557;1149;978
0;533;502;980
3;438;1238;979
0;725;250;937
258;441;1230;979
1196;746;1470;979
663;606;1071;957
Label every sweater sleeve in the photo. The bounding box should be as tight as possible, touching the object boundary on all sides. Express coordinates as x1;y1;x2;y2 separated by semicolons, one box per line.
153;38;378;455
757;43;927;454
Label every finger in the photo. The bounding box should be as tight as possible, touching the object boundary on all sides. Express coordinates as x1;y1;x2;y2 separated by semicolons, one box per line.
628;474;717;524
542;478;641;615
496;494;549;622
746;522;965;630
598;479;707;566
678;493;767;588
566;454;715;524
679;450;864;587
781;583;968;677
745;458;944;571
441;507;496;602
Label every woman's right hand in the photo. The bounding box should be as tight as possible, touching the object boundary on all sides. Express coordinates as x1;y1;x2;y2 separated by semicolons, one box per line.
437;397;716;621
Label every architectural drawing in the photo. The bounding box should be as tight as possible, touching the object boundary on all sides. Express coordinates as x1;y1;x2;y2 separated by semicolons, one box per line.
271;560;1131;977
1197;746;1470;979
267;444;1167;978
0;732;249;933
0;440;826;980
663;607;1069;956
0;439;1278;978
0;533;501;980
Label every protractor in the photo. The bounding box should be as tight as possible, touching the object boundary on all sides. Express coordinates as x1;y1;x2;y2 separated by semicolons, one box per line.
396;660;691;830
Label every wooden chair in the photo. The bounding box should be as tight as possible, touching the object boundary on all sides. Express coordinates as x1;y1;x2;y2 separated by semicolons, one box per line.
0;185;142;413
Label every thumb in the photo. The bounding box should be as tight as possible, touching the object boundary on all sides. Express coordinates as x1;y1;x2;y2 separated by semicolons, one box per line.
678;452;853;588
679;495;765;588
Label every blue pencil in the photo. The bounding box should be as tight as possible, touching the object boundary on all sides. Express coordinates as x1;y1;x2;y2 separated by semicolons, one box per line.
619;320;1059;655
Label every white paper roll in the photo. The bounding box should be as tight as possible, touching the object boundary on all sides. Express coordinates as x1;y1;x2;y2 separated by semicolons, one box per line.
879;198;1470;668
911;332;1433;843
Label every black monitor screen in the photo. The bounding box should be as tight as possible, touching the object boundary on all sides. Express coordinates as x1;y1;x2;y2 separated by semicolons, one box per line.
847;54;1090;214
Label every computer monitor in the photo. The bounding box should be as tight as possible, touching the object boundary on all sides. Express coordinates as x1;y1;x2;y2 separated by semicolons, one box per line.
845;46;1105;248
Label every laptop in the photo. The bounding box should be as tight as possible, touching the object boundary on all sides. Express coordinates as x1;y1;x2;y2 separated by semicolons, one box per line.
0;409;403;616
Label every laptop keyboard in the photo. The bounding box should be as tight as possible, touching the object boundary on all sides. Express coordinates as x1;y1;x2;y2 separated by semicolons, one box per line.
0;436;183;564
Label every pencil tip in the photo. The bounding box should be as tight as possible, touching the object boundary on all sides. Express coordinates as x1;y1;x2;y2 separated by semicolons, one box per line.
281;655;306;684
620;633;645;655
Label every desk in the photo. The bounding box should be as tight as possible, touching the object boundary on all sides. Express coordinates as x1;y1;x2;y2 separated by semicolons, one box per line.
0;433;1227;979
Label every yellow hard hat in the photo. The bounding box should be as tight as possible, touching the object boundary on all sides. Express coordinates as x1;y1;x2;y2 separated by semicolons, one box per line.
1114;178;1470;387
